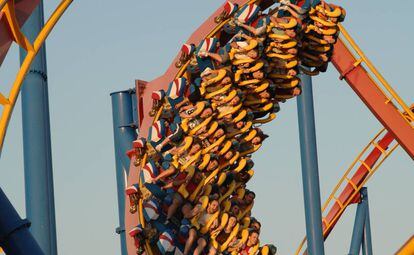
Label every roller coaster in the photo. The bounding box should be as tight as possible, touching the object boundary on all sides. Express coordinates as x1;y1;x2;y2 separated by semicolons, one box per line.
0;1;413;255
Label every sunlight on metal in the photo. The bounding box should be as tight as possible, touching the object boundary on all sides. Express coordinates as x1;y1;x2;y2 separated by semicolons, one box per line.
396;236;414;255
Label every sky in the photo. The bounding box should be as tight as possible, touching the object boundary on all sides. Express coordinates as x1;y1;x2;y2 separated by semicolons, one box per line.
0;1;413;254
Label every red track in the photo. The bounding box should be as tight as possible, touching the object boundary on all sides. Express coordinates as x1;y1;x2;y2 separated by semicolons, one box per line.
0;0;40;65
331;40;414;159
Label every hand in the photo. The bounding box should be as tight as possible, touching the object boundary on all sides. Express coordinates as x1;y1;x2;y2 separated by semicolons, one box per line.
198;50;209;58
156;144;163;151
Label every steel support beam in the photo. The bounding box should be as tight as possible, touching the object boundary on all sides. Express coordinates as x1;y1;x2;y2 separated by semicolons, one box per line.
0;187;44;255
111;89;137;255
349;188;371;255
19;1;57;254
296;72;325;255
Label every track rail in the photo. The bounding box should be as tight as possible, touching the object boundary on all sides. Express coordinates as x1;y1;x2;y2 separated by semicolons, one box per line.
332;25;414;159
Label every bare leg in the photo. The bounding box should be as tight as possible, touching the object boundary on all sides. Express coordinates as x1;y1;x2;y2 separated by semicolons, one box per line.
184;228;197;255
167;194;182;220
194;238;207;255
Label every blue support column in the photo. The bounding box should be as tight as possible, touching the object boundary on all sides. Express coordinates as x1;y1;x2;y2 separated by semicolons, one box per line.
19;1;57;254
111;89;137;255
296;72;325;255
0;187;44;255
361;188;373;255
349;188;369;255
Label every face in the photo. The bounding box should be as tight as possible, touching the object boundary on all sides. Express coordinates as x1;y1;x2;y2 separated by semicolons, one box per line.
251;222;261;231
208;200;219;213
236;121;245;129
190;143;201;154
194;172;203;183
224;151;234;160
248;232;259;246
259;91;270;99
231;205;240;215
214;129;224;138
221;76;232;85
252;136;262;145
230;96;240;106
253;71;264;80
245;193;255;204
207;160;219;171
247;50;258;59
201;108;213;118
228;217;237;228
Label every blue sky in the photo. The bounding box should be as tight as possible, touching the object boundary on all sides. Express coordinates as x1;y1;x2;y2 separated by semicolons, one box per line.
0;1;413;254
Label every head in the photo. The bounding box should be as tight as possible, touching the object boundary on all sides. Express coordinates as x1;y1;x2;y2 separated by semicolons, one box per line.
235;121;245;129
248;231;259;246
245;191;256;204
207;198;220;214
214;128;225;139
224;150;234;160
250;220;261;232
230;96;241;106
252;136;262;145
189;142;202;155
201;107;213;118
221;76;232;85
207;159;219;172
247;49;259;59
193;171;203;183
252;70;264;80
227;216;238;228
259;90;270;99
230;203;240;216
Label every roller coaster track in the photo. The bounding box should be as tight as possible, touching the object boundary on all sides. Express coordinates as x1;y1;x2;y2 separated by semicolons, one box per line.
0;0;73;153
294;25;414;254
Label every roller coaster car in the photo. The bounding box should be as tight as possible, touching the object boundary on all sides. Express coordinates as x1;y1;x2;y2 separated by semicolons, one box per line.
253;112;276;124
126;185;140;214
177;166;196;199
202;135;226;154
205;84;232;99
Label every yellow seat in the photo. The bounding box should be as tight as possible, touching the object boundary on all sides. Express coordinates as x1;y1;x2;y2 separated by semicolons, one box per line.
238;79;261;87
316;4;342;18
177;166;196;199
176;136;194;155
201;69;227;87
179;151;202;171
234;157;247;172
202;136;226;154
310;15;337;27
252;80;270;93
243;129;257;143
218;181;236;203
233;109;247;123
227;121;253;138
269;32;290;41
205;84;232;96
189;116;213;135
275;77;300;89
306;34;329;45
198;154;211;170
267;52;296;60
217;103;242;119
253;113;276;124
219;140;232;155
240;144;262;157
278;17;297;29
243;98;269;106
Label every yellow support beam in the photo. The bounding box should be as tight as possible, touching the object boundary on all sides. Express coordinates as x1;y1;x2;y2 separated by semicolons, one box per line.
0;93;9;105
0;0;73;152
0;0;7;11
396;235;414;255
